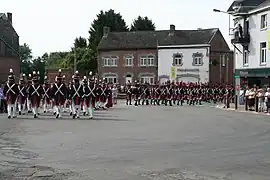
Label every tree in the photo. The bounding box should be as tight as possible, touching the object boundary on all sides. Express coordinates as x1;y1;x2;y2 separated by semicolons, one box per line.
130;16;155;31
74;37;87;49
32;56;46;83
88;9;128;71
19;43;33;75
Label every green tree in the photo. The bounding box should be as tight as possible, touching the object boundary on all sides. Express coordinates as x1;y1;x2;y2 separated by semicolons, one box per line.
130;16;155;31
19;43;33;75
32;56;46;83
88;9;128;71
74;37;87;48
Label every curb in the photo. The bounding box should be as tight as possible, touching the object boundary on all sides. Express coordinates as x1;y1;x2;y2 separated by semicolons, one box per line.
213;105;270;116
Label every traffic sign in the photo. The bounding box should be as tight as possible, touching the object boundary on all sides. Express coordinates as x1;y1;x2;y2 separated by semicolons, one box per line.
235;75;240;78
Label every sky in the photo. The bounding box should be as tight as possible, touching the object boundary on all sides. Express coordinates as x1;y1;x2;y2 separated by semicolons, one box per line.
2;0;234;57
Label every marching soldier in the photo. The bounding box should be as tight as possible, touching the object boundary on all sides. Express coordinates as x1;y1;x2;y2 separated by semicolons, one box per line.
125;83;132;105
26;74;32;113
51;69;68;118
42;75;51;113
99;81;108;109
70;71;83;118
106;83;113;108
17;74;27;115
28;71;43;118
82;76;94;119
3;68;19;118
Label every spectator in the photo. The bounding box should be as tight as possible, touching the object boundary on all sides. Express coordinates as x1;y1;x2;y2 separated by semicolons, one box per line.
0;84;6;113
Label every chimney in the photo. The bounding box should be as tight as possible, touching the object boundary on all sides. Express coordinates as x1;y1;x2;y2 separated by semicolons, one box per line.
7;12;12;24
169;24;175;36
103;26;110;37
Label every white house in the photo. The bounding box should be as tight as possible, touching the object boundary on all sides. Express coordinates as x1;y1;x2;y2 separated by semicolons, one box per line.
228;0;270;86
158;45;210;84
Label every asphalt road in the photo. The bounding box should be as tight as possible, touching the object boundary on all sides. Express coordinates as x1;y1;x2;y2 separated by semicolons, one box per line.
1;102;270;179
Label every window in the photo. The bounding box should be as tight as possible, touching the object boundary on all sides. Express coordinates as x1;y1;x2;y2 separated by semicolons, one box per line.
125;55;133;66
173;53;183;66
193;57;202;65
260;42;267;64
243;50;248;66
110;56;117;66
104;76;117;83
192;52;203;66
148;55;155;66
261;14;267;29
140;55;155;66
140;56;148;66
140;76;154;84
103;56;117;67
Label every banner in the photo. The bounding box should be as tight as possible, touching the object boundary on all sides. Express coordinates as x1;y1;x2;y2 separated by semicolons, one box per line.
170;66;176;80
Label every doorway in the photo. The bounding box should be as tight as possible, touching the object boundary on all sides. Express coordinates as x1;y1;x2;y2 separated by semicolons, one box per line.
125;74;132;84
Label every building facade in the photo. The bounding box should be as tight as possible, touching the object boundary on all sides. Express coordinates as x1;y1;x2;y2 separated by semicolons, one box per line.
0;12;20;83
98;25;233;85
158;46;210;84
228;0;270;86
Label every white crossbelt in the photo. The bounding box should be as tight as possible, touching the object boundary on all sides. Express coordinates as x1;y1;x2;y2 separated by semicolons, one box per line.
43;87;50;98
31;85;40;96
19;86;25;96
54;83;64;96
72;84;81;98
7;83;16;94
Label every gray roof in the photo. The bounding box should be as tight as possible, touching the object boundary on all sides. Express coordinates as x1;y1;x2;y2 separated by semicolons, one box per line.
98;28;218;50
227;0;266;13
254;0;270;10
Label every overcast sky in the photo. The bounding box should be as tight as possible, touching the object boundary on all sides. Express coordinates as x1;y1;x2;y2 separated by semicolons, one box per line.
2;0;233;57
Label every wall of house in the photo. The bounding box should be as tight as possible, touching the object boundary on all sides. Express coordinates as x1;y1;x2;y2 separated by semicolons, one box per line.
98;49;158;84
158;47;209;84
0;56;20;83
234;10;270;70
209;29;233;84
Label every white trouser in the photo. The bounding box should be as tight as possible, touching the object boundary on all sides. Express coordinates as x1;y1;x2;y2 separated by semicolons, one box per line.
95;101;100;108
72;101;80;117
18;102;26;113
7;104;15;117
69;103;72;113
32;106;39;115
27;98;31;111
56;105;62;117
83;101;86;113
87;104;93;118
43;101;48;112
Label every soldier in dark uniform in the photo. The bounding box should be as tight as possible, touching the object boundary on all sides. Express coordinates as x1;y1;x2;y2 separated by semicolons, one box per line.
26;74;32;113
142;83;150;105
51;69;68;118
70;71;83;118
3;68;19;118
82;76;95;119
42;75;51;113
99;81;108;109
17;74;27;115
154;83;161;105
27;71;44;118
125;83;132;105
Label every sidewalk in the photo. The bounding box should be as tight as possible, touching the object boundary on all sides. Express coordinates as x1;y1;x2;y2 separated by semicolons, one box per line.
214;103;270;116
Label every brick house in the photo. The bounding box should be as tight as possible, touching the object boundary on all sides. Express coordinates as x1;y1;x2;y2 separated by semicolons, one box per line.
97;25;233;85
0;12;20;83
